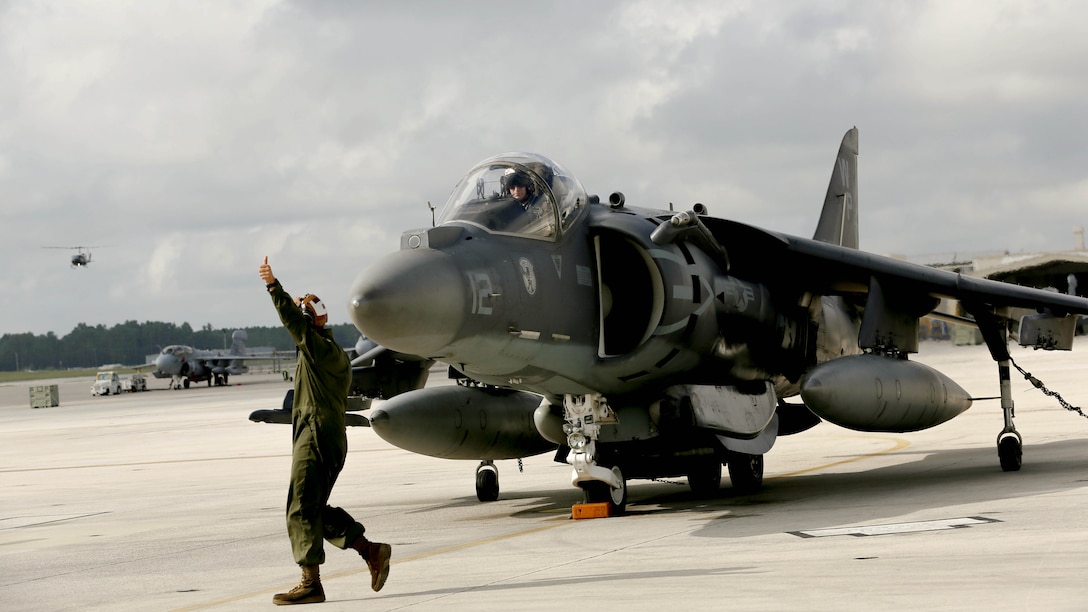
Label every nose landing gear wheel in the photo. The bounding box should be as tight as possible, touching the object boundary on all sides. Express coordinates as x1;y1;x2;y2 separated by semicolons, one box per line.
580;465;627;514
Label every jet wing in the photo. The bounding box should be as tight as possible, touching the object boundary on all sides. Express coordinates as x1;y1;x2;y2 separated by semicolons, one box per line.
708;217;1088;318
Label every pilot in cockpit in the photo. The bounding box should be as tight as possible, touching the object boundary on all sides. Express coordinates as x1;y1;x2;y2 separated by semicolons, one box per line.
502;169;554;237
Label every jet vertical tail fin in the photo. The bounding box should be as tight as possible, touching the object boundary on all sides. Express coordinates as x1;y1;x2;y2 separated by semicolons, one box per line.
812;127;859;249
229;330;248;356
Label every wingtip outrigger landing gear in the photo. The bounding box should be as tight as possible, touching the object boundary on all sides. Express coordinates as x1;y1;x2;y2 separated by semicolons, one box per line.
969;303;1037;472
997;429;1023;472
962;303;1024;472
995;358;1023;472
968;304;1087;472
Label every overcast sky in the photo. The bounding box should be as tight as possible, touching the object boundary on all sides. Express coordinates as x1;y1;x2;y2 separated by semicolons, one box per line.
2;0;1087;338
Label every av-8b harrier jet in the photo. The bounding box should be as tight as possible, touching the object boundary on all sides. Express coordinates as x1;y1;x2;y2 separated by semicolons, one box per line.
280;128;1088;515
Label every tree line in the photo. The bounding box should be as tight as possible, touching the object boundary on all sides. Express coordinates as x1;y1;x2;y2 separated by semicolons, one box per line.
0;321;362;372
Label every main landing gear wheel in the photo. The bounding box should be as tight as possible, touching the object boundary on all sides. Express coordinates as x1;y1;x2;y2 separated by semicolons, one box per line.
687;459;722;496
998;433;1022;472
183;379;190;389
581;465;627;514
475;461;499;502
726;451;764;494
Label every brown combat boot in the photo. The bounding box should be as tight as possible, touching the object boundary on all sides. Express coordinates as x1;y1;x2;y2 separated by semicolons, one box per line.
273;564;325;605
351;536;392;591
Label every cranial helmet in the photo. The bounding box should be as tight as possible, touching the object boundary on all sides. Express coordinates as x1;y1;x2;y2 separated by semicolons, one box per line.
502;169;533;191
299;294;328;328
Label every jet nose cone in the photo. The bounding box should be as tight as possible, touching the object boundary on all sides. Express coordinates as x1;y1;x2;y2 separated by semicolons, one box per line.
348;248;465;356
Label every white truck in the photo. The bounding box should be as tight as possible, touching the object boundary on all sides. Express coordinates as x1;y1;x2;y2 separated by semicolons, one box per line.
121;373;147;393
92;371;122;396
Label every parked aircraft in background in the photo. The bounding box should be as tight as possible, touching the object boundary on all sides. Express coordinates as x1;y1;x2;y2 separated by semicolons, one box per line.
150;330;279;389
261;128;1088;515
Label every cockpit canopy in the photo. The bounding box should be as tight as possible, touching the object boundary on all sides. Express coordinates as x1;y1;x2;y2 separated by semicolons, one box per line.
436;153;589;240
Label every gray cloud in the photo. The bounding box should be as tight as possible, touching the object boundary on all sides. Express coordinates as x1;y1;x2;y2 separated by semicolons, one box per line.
2;0;1085;336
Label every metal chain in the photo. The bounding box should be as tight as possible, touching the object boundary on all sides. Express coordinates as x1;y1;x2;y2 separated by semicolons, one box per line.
1011;358;1088;419
649;477;688;486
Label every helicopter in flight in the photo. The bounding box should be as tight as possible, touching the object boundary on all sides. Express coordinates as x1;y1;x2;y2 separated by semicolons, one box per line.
43;245;100;268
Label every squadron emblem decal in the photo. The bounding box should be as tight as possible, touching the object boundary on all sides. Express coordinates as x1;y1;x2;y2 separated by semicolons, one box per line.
519;257;537;295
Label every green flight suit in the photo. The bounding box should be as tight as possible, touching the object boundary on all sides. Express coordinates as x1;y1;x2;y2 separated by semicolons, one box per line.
267;280;365;566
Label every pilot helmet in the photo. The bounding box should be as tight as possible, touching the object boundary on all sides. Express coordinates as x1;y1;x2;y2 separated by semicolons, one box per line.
298;293;329;328
503;169;534;192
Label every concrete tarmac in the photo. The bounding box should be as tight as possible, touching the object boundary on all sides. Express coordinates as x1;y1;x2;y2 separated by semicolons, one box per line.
2;341;1088;611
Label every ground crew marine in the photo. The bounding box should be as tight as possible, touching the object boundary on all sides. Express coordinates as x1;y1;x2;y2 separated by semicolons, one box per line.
259;256;391;605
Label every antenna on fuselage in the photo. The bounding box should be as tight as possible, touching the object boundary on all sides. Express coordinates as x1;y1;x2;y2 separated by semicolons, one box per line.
428;201;436;227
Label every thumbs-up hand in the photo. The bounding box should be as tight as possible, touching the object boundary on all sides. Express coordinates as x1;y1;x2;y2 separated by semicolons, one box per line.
259;256;276;285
